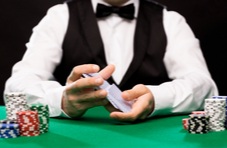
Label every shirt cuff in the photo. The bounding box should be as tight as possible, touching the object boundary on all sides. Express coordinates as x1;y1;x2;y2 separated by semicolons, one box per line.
45;86;67;117
147;84;174;117
60;109;71;118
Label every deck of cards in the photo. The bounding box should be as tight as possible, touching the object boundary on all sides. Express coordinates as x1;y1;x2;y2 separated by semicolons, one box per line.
82;73;132;113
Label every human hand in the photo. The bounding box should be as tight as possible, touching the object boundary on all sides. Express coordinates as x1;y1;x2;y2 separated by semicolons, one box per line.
105;84;154;122
61;64;115;118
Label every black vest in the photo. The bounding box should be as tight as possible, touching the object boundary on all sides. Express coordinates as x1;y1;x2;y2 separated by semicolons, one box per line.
53;0;171;90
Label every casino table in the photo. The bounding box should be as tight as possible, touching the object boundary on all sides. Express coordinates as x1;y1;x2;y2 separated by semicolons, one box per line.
0;106;227;148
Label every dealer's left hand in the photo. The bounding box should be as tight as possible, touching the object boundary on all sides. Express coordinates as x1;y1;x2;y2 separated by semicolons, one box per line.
105;84;154;122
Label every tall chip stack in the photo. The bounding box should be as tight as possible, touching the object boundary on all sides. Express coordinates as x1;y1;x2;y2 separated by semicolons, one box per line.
212;96;227;128
4;92;29;120
204;98;226;132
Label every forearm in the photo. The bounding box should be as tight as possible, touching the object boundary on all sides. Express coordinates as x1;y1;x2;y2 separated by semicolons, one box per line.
148;71;218;116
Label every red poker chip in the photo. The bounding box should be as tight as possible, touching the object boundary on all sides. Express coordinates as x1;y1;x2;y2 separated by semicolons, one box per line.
16;110;38;115
19;126;40;132
20;130;40;137
182;118;189;130
191;111;206;115
17;119;39;124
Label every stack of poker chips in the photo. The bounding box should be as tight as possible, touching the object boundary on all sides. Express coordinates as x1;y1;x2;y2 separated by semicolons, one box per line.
0;92;50;138
29;104;49;134
183;111;209;134
0;120;20;138
16;111;40;137
4;92;29;120
204;98;226;132
212;96;227;128
188;112;209;134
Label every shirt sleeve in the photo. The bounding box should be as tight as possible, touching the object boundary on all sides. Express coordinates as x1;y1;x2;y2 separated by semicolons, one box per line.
4;3;69;117
149;9;218;116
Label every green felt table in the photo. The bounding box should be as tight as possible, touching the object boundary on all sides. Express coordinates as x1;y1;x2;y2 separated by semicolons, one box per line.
0;106;226;148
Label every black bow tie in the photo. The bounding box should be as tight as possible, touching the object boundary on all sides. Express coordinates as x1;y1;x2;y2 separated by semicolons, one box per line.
96;3;135;20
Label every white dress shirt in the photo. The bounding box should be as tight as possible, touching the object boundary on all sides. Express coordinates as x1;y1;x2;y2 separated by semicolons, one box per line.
92;0;139;84
4;0;218;117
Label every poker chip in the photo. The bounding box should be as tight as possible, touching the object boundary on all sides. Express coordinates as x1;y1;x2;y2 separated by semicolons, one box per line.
191;111;206;115
0;123;19;129
0;119;17;124
20;131;40;137
0;129;20;138
182;118;189;130
0;120;20;138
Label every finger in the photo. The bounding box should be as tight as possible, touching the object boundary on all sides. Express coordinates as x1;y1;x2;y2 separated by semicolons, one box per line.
130;95;153;119
66;64;100;84
109;101;145;122
110;108;147;122
99;64;115;80
66;77;104;95
122;84;150;101
110;111;137;122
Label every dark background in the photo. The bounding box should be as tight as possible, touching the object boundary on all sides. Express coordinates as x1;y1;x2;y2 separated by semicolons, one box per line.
0;0;226;105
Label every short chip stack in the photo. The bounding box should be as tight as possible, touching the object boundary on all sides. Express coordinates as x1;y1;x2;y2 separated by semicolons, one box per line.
0;92;50;138
182;111;209;134
16;111;40;137
188;113;209;134
0;120;20;138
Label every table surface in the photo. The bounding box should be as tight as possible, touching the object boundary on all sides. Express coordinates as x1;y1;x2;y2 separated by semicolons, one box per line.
0;106;227;148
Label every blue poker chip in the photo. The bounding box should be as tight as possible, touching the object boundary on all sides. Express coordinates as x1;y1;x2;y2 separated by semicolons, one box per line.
212;96;227;99
0;119;17;124
0;129;20;138
0;123;19;129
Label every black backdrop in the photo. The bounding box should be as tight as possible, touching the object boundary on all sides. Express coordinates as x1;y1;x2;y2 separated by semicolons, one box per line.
0;0;227;105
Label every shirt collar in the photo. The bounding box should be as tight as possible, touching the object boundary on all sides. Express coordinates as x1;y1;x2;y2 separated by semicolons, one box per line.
91;0;139;18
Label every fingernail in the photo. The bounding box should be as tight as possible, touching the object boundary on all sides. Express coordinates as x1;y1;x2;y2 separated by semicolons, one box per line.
124;91;130;97
93;65;99;71
95;78;103;84
100;90;107;96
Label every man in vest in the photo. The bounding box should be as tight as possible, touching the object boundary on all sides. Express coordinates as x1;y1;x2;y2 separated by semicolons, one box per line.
4;0;218;122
